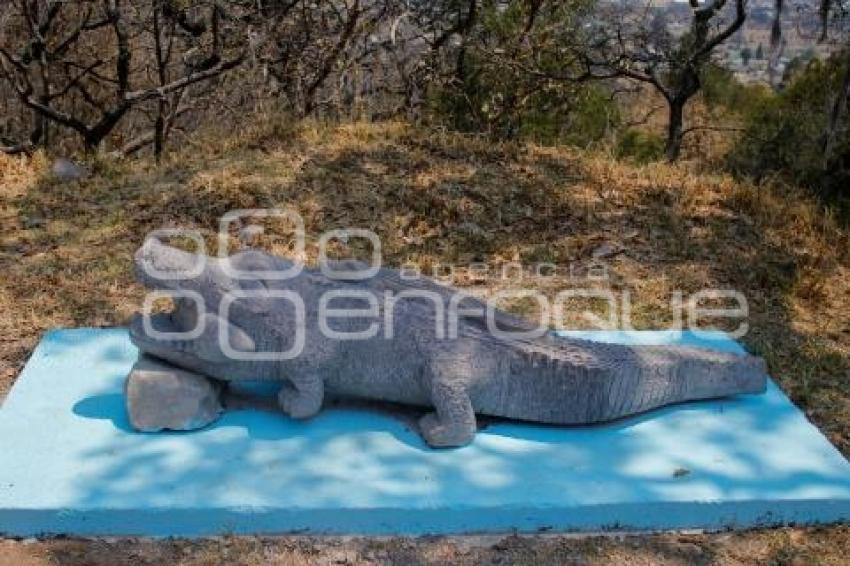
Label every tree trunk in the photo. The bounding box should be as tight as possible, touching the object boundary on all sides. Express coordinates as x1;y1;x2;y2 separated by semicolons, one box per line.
82;135;99;154
665;99;685;162
822;48;850;169
154;105;165;163
153;2;166;164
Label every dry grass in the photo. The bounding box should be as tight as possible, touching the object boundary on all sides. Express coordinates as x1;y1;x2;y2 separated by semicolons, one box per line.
1;118;849;561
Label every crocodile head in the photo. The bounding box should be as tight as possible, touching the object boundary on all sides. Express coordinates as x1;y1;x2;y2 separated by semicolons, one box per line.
129;238;272;373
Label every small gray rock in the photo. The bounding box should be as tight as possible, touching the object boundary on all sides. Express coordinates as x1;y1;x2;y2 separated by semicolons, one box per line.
23;215;46;229
125;355;223;432
51;158;89;181
458;221;485;236
591;242;624;259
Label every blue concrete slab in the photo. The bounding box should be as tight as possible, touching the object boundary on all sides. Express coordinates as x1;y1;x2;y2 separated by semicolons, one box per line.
1;328;849;537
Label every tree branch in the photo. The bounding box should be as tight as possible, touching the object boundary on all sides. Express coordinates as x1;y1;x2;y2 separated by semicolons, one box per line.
694;0;747;60
125;53;245;103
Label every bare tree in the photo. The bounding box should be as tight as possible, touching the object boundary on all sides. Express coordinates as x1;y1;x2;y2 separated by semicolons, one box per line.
404;0;479;103
0;0;245;154
493;0;747;161
252;0;401;118
587;0;747;161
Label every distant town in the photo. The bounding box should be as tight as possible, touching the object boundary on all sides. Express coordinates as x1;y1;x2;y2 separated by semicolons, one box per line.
648;0;839;84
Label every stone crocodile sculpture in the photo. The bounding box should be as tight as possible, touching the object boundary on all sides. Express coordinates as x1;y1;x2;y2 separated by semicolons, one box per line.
127;238;768;447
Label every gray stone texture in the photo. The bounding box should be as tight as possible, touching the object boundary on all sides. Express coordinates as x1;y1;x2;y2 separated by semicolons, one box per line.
128;239;768;447
125;354;223;431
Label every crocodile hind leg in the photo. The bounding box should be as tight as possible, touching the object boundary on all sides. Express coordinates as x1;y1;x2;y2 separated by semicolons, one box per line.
419;380;477;448
278;372;324;419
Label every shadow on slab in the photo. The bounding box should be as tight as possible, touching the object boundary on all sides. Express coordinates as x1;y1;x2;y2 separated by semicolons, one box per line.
65;376;850;514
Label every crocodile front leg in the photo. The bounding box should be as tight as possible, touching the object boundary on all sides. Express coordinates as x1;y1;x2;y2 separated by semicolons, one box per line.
419;379;477;448
278;372;324;419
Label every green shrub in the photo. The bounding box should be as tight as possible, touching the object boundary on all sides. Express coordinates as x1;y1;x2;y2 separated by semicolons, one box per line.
615;129;665;163
701;64;771;115
427;56;618;147
426;0;617;147
729;52;850;203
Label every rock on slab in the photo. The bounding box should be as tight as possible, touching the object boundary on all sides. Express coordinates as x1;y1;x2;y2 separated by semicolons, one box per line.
125;355;223;432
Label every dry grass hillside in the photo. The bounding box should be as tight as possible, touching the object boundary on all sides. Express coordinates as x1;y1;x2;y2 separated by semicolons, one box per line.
1;119;849;563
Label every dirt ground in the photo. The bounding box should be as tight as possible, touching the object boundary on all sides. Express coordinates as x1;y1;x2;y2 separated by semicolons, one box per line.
1;120;848;563
2;527;850;565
